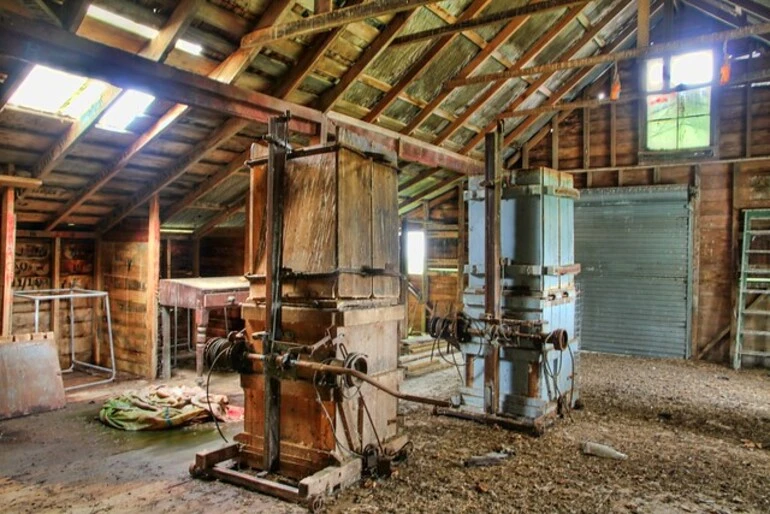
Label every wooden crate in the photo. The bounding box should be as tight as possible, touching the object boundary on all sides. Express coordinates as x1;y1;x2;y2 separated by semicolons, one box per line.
248;142;400;301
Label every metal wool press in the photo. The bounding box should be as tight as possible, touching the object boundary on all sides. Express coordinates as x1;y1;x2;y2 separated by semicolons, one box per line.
434;129;581;433
190;114;450;511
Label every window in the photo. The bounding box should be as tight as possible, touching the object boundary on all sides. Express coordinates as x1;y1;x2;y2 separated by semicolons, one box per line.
98;90;155;132
87;5;203;56
644;50;714;151
407;231;425;275
8;65;109;118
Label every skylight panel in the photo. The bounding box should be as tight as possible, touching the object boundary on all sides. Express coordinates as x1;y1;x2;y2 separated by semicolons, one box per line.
9;65;88;114
60;80;110;119
87;5;203;56
175;40;203;56
99;90;155;132
87;5;157;39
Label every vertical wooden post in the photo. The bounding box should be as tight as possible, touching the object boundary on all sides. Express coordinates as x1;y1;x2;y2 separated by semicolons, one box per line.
484;130;501;321
551;117;559;170
52;237;61;358
0;187;16;336
729;163;741;361
243;180;252;275
483;128;501;415
745;84;753;158
610;103;617;168
399;217;409;339
456;183;466;304
521;144;530;169
192;238;200;276
160;306;171;380
582;106;591;170
165;238;172;279
147;195;161;378
690;165;702;358
93;237;103;364
248;143;268;276
638;0;650;49
263;115;289;472
420;201;429;333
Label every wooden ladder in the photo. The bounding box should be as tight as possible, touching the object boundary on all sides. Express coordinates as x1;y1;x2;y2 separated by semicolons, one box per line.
733;209;770;369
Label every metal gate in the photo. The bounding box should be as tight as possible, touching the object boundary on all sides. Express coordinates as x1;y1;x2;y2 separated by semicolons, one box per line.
575;186;692;358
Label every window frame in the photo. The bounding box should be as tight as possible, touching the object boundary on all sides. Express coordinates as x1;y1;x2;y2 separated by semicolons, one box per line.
406;230;426;276
638;47;720;164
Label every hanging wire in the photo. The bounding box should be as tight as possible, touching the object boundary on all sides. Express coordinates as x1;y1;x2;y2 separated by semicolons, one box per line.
206;348;230;443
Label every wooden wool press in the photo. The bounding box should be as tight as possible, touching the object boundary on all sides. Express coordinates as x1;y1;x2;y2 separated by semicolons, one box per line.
190;114;452;510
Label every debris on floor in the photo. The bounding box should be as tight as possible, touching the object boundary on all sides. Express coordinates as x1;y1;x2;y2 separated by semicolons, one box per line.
464;451;511;468
98;384;243;431
399;335;461;377
580;441;628;460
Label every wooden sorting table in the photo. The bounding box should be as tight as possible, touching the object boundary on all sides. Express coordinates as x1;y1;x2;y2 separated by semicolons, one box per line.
158;276;249;382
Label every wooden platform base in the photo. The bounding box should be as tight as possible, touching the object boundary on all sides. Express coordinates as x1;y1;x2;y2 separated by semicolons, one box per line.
434;407;553;436
190;444;362;512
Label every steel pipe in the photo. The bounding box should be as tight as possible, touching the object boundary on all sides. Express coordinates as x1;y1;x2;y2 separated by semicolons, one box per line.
247;354;454;408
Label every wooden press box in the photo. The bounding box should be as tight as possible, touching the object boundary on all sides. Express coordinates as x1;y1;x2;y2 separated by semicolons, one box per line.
240;141;404;479
247;141;400;303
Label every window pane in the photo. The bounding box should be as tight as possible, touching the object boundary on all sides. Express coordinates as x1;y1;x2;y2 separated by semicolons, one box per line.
645;58;664;91
647;93;677;121
60;80;110;119
647;119;679;150
671;50;713;87
679;87;710;117
9;65;88;114
678;115;710;148
99;90;155;132
407;231;425;275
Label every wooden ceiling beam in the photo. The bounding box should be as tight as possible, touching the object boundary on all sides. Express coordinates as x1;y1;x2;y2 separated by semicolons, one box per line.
29;0;298;229
685;0;770;46
271;0;365;100
160;148;250;223
98;118;249;233
27;0;203;194
460;0;638;154
504;55;770;168
0;8;484;227
362;0;494;123
0;174;42;188
448;18;770;88
432;5;586;147
0;0;87;113
327;111;483;174
315;10;414;112
193;197;246;239
399;10;534;136
398;167;442;193
398;175;464;215
241;0;437;48
390;0;585;47
730;0;770;21
17;0;61;26
499;7;657;154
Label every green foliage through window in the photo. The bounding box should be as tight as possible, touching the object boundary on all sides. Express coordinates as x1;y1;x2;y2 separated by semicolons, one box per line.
645;51;713;151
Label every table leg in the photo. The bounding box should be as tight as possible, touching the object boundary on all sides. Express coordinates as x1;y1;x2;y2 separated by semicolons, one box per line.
161;306;171;380
195;309;209;386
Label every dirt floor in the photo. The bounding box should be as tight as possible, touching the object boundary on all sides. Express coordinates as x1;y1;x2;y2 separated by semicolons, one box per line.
1;354;768;513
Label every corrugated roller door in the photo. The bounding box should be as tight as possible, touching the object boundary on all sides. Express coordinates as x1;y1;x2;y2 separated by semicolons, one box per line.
575;186;691;358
